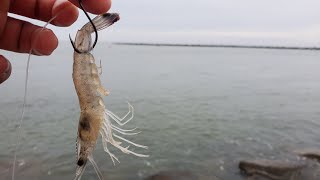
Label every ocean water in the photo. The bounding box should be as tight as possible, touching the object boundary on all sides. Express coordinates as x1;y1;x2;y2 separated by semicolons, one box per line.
0;44;320;180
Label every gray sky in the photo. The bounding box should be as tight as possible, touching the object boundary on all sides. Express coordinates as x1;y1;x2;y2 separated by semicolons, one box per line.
18;0;320;46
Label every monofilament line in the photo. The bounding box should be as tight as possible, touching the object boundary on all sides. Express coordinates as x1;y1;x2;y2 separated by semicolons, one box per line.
11;51;31;180
11;9;68;179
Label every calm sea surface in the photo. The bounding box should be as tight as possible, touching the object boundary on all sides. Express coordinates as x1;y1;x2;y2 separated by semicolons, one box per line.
0;45;320;180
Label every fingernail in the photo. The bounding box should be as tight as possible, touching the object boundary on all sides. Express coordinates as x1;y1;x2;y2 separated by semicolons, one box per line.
0;55;12;84
52;0;78;26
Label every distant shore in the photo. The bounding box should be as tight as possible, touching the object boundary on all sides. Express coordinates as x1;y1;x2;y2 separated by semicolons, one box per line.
115;42;320;51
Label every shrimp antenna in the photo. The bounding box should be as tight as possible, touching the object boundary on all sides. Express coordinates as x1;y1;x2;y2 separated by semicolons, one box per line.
69;0;99;53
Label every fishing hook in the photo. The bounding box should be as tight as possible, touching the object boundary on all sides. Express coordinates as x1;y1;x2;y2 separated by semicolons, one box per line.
69;0;99;54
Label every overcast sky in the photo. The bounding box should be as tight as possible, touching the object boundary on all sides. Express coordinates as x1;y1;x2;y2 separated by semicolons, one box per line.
33;0;320;47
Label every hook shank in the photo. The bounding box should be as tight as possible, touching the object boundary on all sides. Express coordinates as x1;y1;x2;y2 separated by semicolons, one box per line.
70;0;99;54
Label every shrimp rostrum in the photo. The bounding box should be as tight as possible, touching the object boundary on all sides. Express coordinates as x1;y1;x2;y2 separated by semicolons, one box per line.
71;13;148;180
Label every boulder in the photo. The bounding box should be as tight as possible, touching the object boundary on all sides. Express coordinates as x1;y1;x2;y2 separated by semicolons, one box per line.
294;148;320;162
239;159;306;180
239;148;320;180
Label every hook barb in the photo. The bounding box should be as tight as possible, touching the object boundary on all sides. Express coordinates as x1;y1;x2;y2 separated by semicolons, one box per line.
69;34;83;54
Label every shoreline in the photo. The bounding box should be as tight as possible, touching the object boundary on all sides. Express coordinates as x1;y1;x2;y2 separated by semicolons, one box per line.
114;42;320;51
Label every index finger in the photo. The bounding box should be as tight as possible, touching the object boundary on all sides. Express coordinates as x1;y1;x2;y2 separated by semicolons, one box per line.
68;0;112;14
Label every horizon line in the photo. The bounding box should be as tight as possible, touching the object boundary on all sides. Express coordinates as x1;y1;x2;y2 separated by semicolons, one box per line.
113;42;320;51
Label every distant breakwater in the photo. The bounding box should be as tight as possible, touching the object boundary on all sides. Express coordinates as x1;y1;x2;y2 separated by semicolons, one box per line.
115;42;320;51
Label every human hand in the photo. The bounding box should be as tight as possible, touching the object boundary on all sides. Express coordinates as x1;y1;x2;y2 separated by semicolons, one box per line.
0;0;111;84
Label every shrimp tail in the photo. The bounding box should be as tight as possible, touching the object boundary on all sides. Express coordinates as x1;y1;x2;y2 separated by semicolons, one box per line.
83;13;120;33
70;13;120;53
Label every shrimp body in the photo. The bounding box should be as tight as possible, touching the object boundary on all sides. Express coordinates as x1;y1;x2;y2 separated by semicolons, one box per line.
72;13;148;180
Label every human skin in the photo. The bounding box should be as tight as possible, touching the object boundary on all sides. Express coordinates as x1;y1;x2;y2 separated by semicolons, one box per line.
0;0;112;84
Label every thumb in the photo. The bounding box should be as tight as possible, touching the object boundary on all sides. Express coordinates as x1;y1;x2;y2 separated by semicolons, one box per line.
0;55;12;84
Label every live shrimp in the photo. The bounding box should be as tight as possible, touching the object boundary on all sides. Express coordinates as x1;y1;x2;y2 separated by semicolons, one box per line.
11;2;148;180
70;10;148;180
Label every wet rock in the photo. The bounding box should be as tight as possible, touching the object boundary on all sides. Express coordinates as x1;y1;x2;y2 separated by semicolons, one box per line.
239;158;320;180
294;148;320;162
239;159;306;180
144;171;198;180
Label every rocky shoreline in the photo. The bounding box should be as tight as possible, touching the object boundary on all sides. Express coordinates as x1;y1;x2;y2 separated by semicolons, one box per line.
2;148;319;179
144;148;320;180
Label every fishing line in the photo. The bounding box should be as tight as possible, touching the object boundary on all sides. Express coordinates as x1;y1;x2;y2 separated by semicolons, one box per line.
11;5;74;180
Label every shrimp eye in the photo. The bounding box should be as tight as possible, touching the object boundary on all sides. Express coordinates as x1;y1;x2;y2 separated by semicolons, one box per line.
77;159;85;166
